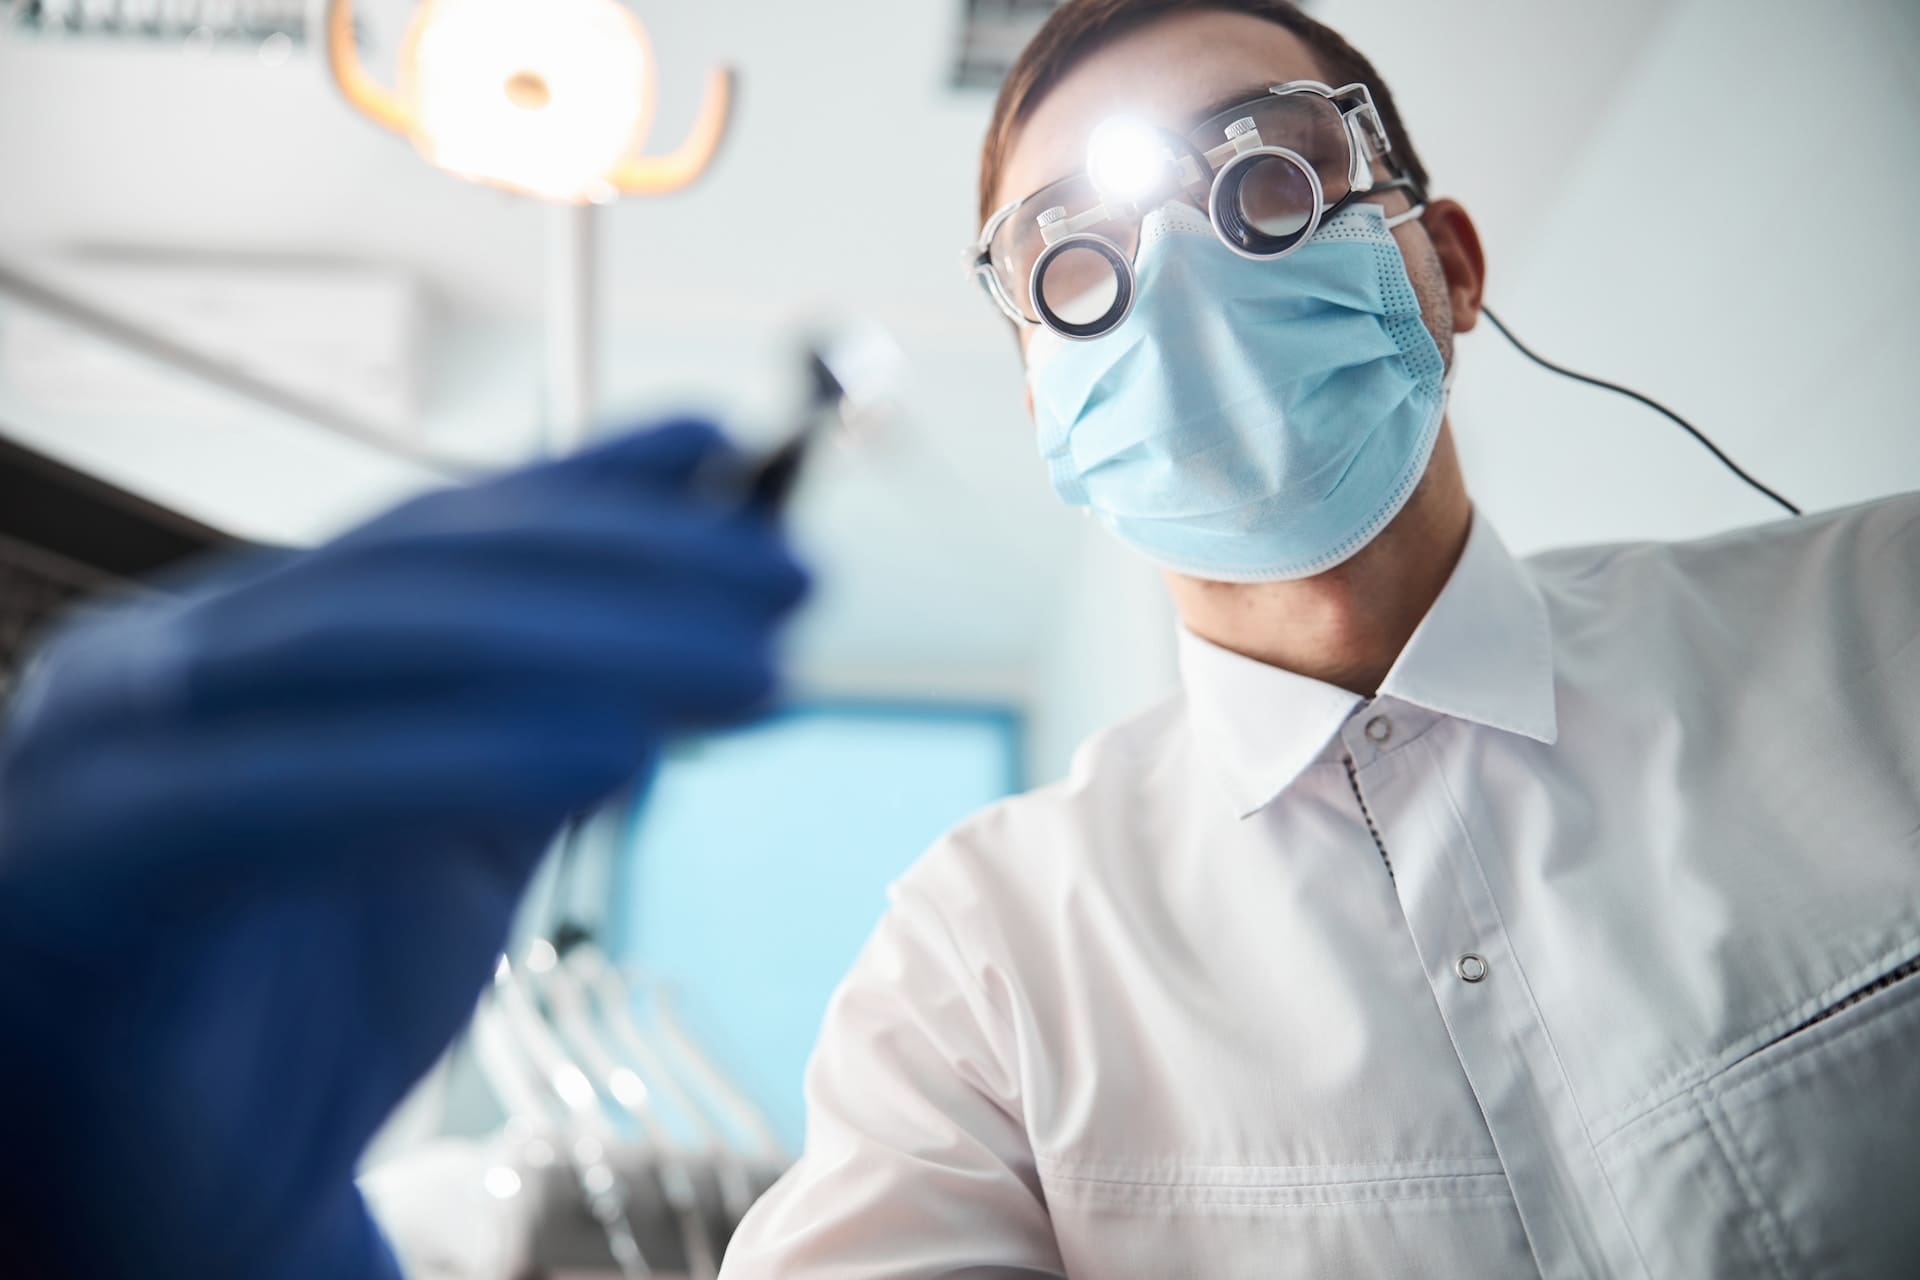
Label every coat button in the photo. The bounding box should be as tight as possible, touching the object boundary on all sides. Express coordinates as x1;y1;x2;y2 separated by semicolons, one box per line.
1457;954;1489;983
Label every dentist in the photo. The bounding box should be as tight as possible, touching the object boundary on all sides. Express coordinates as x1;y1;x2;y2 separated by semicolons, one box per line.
721;2;1920;1276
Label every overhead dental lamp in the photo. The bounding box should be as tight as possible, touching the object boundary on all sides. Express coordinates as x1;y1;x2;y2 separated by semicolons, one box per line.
321;0;738;452
323;0;735;203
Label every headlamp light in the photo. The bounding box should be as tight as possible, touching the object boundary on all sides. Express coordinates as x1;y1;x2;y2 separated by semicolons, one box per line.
1086;118;1178;207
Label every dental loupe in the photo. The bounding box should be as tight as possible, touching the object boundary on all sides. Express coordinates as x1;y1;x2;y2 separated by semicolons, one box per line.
975;81;1422;340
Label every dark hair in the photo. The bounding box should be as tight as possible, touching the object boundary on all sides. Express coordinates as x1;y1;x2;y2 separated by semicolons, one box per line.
977;0;1432;226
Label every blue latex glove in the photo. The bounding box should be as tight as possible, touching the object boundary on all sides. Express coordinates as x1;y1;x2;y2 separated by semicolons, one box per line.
0;420;807;1278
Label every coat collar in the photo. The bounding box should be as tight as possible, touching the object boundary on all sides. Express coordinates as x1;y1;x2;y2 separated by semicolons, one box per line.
1181;513;1558;818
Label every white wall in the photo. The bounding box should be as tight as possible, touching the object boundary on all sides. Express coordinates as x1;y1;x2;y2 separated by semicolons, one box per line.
1449;0;1920;552
1324;0;1672;272
1027;519;1179;782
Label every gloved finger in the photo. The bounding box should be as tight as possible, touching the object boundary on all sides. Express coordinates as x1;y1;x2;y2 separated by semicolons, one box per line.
323;418;735;557
179;592;793;728
0;695;667;903
243;490;809;622
351;495;810;602
178;526;803;694
2;527;804;781
481;416;742;515
547;416;736;492
179;512;805;680
4;627;774;840
6;603;787;852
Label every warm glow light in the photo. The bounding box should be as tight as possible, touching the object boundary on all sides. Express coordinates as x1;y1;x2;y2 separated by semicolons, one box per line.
399;0;652;203
1087;117;1174;205
325;0;734;201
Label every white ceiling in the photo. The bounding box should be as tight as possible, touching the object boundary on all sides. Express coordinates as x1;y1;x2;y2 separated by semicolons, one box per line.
0;0;1675;327
0;0;1681;687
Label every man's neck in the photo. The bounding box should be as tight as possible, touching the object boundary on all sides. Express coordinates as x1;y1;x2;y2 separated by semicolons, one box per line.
1165;428;1474;698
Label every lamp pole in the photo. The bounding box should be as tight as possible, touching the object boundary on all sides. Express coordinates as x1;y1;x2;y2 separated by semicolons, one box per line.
319;1;736;456
544;202;599;456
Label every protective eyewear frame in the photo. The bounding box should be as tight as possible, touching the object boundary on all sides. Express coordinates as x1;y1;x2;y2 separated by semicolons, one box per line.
971;80;1426;340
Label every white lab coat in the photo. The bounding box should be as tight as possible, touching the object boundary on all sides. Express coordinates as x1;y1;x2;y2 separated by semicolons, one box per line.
722;495;1920;1278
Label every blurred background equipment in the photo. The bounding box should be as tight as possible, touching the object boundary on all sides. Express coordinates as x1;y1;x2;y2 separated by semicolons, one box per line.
0;432;237;704
7;0;307;49
2;0;1917;1273
949;0;1065;89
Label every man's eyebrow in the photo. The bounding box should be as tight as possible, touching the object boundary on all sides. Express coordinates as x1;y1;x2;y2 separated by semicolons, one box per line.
1180;83;1277;133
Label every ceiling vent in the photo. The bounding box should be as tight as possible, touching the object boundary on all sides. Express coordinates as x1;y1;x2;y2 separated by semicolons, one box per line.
6;0;308;50
950;0;1063;91
947;0;1321;92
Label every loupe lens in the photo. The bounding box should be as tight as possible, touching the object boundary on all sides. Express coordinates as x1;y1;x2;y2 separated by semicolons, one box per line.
1238;156;1317;238
1041;246;1120;325
1032;237;1132;338
1212;147;1323;257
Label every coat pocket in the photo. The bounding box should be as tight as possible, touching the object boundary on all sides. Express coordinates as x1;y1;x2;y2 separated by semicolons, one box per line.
1695;947;1920;1278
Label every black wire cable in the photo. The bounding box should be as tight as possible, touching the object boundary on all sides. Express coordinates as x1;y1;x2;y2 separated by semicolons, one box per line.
1479;306;1801;517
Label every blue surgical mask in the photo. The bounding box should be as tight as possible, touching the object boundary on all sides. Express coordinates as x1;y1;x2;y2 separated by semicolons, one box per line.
1026;200;1448;582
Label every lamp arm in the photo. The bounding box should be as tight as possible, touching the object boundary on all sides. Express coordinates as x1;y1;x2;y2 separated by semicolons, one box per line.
323;0;413;137
610;66;737;196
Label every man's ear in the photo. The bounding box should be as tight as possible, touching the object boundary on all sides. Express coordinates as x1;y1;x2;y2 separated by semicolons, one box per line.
1422;198;1486;334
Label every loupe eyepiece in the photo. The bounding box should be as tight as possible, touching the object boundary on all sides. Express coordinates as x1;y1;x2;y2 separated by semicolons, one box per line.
1209;144;1324;260
1031;232;1135;341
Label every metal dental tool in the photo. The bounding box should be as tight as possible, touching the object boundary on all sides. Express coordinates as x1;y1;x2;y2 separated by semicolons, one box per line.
735;323;904;514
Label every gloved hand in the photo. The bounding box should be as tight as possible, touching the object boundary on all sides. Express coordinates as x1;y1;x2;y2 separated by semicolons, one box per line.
0;420;808;1279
